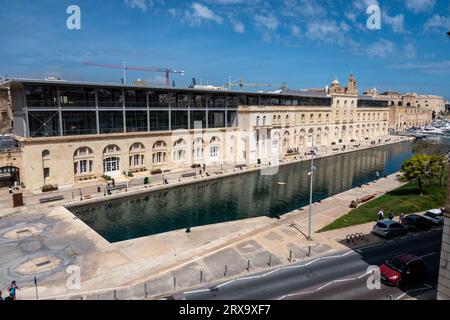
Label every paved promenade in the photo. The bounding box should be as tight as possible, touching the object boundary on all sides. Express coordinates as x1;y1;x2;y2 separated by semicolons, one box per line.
0;137;414;300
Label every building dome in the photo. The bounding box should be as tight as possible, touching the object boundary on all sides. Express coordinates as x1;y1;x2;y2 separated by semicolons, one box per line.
332;77;339;85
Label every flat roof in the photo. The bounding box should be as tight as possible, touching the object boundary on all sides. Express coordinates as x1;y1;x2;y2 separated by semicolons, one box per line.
0;77;333;99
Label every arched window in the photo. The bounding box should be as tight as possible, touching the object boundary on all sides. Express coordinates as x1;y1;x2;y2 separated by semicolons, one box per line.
256;116;260;126
74;147;94;176
173;138;187;162
152;140;167;165
103;144;121;155
42;150;50;160
193;138;204;161
129;143;145;168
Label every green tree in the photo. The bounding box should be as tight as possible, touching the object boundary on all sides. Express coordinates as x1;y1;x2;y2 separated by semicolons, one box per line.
400;154;446;194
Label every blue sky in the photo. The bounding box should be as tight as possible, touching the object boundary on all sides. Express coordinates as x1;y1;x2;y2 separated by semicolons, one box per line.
0;0;449;99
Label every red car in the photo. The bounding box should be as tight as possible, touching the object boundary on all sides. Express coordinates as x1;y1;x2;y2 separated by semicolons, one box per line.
379;254;427;287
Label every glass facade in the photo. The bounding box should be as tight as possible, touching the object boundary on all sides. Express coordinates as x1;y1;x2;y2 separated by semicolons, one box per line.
25;85;58;108
208;111;225;128
125;90;147;108
149;91;169;108
227;111;238;127
60;87;96;108
62;111;97;135
171;111;189;130
28;111;60;137
97;88;123;108
99;111;123;133
126;111;148;132
358;99;389;108
190;111;206;129
150;111;169;131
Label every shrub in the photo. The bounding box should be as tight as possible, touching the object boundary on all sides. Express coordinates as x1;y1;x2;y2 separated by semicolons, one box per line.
144;177;150;185
102;175;112;181
151;169;162;175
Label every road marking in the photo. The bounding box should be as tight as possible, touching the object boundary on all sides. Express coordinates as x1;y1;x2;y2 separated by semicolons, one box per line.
395;284;435;300
183;250;358;295
279;271;371;299
419;252;436;259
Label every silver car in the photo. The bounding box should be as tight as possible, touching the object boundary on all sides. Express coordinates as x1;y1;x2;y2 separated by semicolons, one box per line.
423;209;444;225
372;220;408;239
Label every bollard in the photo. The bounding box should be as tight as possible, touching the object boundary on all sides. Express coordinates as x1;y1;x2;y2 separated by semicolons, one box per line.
247;260;250;272
224;265;228;277
114;289;117;300
200;270;203;283
289;250;293;262
173;276;176;289
144;283;148;298
268;254;272;267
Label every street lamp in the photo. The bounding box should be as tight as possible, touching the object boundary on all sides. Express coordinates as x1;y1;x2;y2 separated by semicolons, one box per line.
307;134;318;240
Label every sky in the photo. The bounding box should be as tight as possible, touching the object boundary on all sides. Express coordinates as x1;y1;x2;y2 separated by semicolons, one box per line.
0;0;449;99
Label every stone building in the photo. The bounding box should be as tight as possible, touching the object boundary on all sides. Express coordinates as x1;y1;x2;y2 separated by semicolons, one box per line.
365;91;445;130
0;76;392;190
0;87;13;134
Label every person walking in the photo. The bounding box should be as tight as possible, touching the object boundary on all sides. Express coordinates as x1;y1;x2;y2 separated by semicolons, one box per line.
378;209;384;221
388;210;394;220
7;281;19;300
376;171;380;180
399;212;405;224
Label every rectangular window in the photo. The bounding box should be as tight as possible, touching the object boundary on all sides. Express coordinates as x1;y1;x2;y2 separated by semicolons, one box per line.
191;94;206;108
190;111;206;129
62;111;97;136
28;111;60;137
208;111;225;128
213;95;226;108
149;111;169;131
97;88;123;108
149;91;169;108
60;87;96;108
171;111;189;130
126;111;147;132
176;93;188;108
99;111;123;133
227;95;239;108
43;167;50;178
80;160;88;173
25;85;58;108
227;111;238;127
125;90;147;108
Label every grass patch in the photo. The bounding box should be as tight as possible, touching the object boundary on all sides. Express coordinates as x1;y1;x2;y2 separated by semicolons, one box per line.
318;177;447;233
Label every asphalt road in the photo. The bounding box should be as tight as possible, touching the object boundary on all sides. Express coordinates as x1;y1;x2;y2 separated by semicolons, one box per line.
177;228;443;300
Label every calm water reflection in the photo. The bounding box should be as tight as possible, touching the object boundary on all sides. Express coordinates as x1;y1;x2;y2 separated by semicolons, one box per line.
71;142;414;242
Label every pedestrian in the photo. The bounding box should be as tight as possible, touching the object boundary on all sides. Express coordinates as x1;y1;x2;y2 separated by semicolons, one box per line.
376;171;380;180
399;212;405;224
7;281;19;300
8;186;12;194
388;210;394;220
378;209;384;221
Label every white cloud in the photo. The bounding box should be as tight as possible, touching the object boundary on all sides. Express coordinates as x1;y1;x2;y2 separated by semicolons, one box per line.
229;17;245;33
393;60;450;73
365;39;396;58
353;0;379;11
403;43;417;59
186;2;223;25
305;20;343;42
383;11;405;33
424;14;450;32
291;25;301;36
124;0;161;12
253;13;279;31
405;0;436;14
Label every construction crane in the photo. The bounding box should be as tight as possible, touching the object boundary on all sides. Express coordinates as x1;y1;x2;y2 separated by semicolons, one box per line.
83;61;184;86
224;78;287;91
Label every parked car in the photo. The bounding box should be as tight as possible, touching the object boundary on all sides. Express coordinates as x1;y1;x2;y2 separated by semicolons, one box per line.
380;254;427;287
423;208;444;226
372;220;408;239
401;214;433;232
